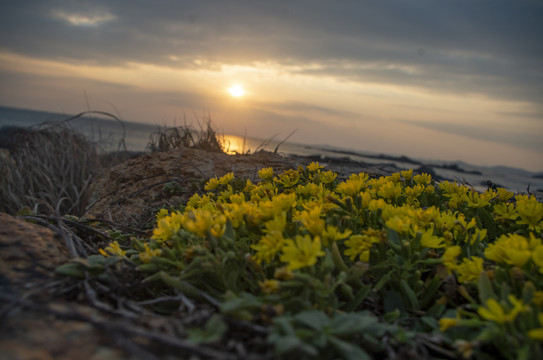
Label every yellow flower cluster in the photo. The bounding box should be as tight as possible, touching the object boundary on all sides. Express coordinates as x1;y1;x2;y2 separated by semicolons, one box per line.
145;163;542;279
92;162;543;358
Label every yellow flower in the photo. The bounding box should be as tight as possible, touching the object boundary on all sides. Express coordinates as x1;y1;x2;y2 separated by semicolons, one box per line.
252;214;287;263
156;208;169;221
478;298;510;324
336;173;368;197
258;167;274;180
204;177;220;191
243;179;256;192
321;226;352;247
344;232;380;262
493;203;519;220
439;317;460;332
295;205;325;236
320;170;337;184
469;228;487;245
274;266;294;280
528;314;543;341
307;162;324;172
414;173;432;185
280;235;325;270
425;184;435;195
210;214;227;238
401;169;413;181
420;229;445;248
485;234;531;267
252;232;285;264
441;245;462;273
439;181;466;197
259;279;281;294
99;241;126;257
218;172;234;185
533;291;543;307
516;195;543;231
404;184;425;205
532;245;543;274
264;213;287;234
477;295;526;324
139;243;162;264
508;294;529;319
377;181;403;201
182;210;213;237
465;189;495;208
495;187;514;202
456;256;484;283
277;169;300;188
152;212;183;242
185;193;205;209
385;216;411;234
389;172;402;183
223;202;246;228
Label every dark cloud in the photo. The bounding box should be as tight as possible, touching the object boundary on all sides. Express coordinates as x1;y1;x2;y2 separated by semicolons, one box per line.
1;0;542;108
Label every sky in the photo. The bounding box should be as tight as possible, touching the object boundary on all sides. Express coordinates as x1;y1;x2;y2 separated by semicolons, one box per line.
0;0;542;171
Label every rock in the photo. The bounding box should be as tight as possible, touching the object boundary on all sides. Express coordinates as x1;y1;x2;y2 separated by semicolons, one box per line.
87;147;303;227
0;213;127;360
0;213;70;297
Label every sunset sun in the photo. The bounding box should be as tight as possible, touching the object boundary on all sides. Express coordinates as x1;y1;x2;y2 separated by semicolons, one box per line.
228;84;245;97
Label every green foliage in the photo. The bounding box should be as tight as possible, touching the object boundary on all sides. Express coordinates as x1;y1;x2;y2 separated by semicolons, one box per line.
58;164;543;359
186;315;228;344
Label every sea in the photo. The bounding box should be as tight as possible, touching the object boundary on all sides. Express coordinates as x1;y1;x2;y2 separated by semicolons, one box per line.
1;105;542;194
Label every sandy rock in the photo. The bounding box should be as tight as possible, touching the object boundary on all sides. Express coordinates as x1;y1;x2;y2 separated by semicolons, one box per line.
0;213;70;296
0;213;126;360
87;147;303;227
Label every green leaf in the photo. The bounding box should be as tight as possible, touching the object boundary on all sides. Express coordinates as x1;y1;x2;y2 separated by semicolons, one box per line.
186;315;227;344
329;312;377;337
55;262;85;278
477;271;496;305
419;276;442;309
220;293;262;315
386;230;402;251
294;310;330;331
372;270;393;292
278;336;319;357
344;284;371;312
222;219;235;243
159;271;206;302
331;241;349;272
329;336;371;360
383;308;401;323
383;290;405;314
399;279;420;310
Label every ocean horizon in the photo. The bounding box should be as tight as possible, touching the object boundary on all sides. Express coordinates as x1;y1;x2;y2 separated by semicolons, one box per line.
1;104;542;193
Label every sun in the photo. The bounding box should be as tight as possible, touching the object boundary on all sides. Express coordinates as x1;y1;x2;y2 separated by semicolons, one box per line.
228;84;245;98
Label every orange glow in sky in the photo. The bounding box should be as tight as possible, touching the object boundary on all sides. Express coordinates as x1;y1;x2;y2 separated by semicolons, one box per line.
228;84;245;98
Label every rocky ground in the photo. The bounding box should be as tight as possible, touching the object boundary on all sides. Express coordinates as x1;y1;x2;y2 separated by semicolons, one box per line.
1;146;401;360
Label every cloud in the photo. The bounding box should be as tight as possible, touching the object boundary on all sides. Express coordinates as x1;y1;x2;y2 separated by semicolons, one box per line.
1;0;541;107
51;9;116;27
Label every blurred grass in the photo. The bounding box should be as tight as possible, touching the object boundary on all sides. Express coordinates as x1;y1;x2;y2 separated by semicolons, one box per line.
0;112;227;216
146;114;224;153
0;126;101;216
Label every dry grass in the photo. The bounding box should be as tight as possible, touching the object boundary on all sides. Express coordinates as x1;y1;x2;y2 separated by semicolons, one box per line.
0;125;102;216
146;114;224;153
